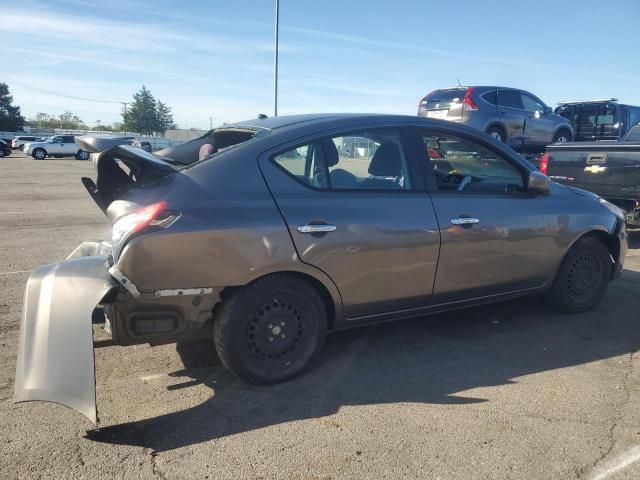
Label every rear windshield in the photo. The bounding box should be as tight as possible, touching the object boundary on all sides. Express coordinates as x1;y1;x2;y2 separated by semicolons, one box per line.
421;89;467;109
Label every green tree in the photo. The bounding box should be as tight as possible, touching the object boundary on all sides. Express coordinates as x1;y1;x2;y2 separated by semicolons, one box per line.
0;82;25;131
155;101;176;135
30;111;86;129
122;86;176;136
123;86;155;135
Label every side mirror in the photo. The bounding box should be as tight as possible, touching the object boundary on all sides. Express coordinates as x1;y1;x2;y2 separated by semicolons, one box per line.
527;171;550;195
544;106;553;115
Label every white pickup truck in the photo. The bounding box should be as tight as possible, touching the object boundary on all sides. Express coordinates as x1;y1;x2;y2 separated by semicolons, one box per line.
24;135;90;160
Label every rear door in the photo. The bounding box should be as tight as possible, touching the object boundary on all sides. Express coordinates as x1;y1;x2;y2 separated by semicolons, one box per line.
61;135;76;155
497;89;525;149
259;125;440;318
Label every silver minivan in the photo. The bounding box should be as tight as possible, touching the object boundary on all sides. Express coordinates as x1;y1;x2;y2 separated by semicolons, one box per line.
418;86;573;153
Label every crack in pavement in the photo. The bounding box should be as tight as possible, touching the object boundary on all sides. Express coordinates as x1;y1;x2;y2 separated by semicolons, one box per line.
580;338;640;479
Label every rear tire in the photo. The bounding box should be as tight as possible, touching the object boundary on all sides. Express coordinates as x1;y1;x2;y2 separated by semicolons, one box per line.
213;274;327;385
487;126;505;143
76;150;90;160
32;148;46;160
545;237;611;313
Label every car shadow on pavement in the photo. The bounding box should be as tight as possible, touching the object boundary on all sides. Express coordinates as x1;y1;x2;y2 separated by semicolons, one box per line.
87;271;640;452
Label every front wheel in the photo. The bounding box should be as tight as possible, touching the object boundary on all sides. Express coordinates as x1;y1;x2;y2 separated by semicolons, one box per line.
486;126;505;143
32;148;47;160
545;237;611;313
553;130;572;143
213;274;327;385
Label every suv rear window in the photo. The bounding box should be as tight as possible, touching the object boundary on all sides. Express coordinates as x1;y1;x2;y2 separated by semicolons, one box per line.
421;89;467;109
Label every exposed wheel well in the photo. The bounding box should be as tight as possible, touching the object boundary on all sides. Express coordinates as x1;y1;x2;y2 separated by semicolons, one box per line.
216;271;337;331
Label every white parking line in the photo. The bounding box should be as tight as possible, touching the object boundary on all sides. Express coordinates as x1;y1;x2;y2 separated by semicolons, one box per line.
591;446;640;480
0;270;31;276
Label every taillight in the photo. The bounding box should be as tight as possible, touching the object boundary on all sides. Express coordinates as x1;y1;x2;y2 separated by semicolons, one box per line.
462;87;479;111
112;201;171;245
539;152;550;175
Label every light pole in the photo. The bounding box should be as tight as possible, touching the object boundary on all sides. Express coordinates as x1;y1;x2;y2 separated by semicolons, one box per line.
273;0;280;117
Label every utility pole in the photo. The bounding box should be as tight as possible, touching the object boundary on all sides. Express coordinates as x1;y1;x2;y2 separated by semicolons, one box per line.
210;116;213;130
273;0;280;116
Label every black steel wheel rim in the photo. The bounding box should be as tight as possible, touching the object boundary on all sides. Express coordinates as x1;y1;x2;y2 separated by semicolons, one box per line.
245;296;311;362
566;251;603;303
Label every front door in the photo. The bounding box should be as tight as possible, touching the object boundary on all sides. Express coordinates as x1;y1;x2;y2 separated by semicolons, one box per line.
48;136;64;154
416;127;558;303
497;89;525;149
259;126;440;318
521;92;554;149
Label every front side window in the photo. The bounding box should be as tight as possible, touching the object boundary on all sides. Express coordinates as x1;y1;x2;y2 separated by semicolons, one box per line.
497;90;523;110
272;129;412;191
521;93;546;114
51;137;63;143
421;133;524;194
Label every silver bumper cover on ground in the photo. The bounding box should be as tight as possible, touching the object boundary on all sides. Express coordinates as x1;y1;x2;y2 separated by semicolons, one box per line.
14;242;117;424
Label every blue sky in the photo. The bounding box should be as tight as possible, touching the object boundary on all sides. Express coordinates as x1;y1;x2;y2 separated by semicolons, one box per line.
3;0;639;129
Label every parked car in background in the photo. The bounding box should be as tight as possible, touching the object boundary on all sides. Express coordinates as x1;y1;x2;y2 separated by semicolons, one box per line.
24;135;90;160
541;124;640;225
0;139;11;157
15;114;626;424
11;135;40;150
555;99;640;142
418;86;573;153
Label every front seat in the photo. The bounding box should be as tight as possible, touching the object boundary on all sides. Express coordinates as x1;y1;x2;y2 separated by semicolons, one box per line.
360;141;403;189
319;139;358;189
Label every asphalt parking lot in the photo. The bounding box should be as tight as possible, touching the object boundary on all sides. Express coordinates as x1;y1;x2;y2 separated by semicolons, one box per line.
1;150;639;480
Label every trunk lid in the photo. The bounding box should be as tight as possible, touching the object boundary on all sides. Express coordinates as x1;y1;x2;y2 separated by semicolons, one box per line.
418;88;466;121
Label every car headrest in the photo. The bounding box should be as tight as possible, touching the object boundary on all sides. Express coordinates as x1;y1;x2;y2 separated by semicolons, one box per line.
322;139;339;167
369;141;402;176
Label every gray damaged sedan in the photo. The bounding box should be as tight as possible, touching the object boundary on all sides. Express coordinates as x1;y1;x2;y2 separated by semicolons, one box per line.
14;114;627;424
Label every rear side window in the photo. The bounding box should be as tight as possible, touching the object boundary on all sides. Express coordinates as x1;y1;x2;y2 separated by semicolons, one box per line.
481;90;497;105
497;90;523;109
63;136;75;143
272;128;412;191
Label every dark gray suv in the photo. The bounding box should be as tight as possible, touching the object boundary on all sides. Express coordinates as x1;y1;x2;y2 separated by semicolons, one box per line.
418;86;573;152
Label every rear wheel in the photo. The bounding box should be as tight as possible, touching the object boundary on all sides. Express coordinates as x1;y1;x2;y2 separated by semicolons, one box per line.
76;150;90;160
213;274;327;385
545;237;611;313
32;148;46;160
487;126;505;143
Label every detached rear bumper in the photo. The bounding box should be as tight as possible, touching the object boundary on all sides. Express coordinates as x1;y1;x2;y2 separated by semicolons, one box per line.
14;242;117;424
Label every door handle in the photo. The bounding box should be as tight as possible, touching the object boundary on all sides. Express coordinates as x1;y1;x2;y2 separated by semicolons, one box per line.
450;217;480;225
297;224;337;233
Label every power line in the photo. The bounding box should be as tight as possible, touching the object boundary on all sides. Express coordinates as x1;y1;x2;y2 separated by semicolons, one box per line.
5;77;124;105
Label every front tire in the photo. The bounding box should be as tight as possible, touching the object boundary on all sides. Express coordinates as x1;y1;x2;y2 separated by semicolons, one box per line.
487;125;505;143
32;148;47;160
553;129;572;143
213;274;327;385
545;237;611;313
